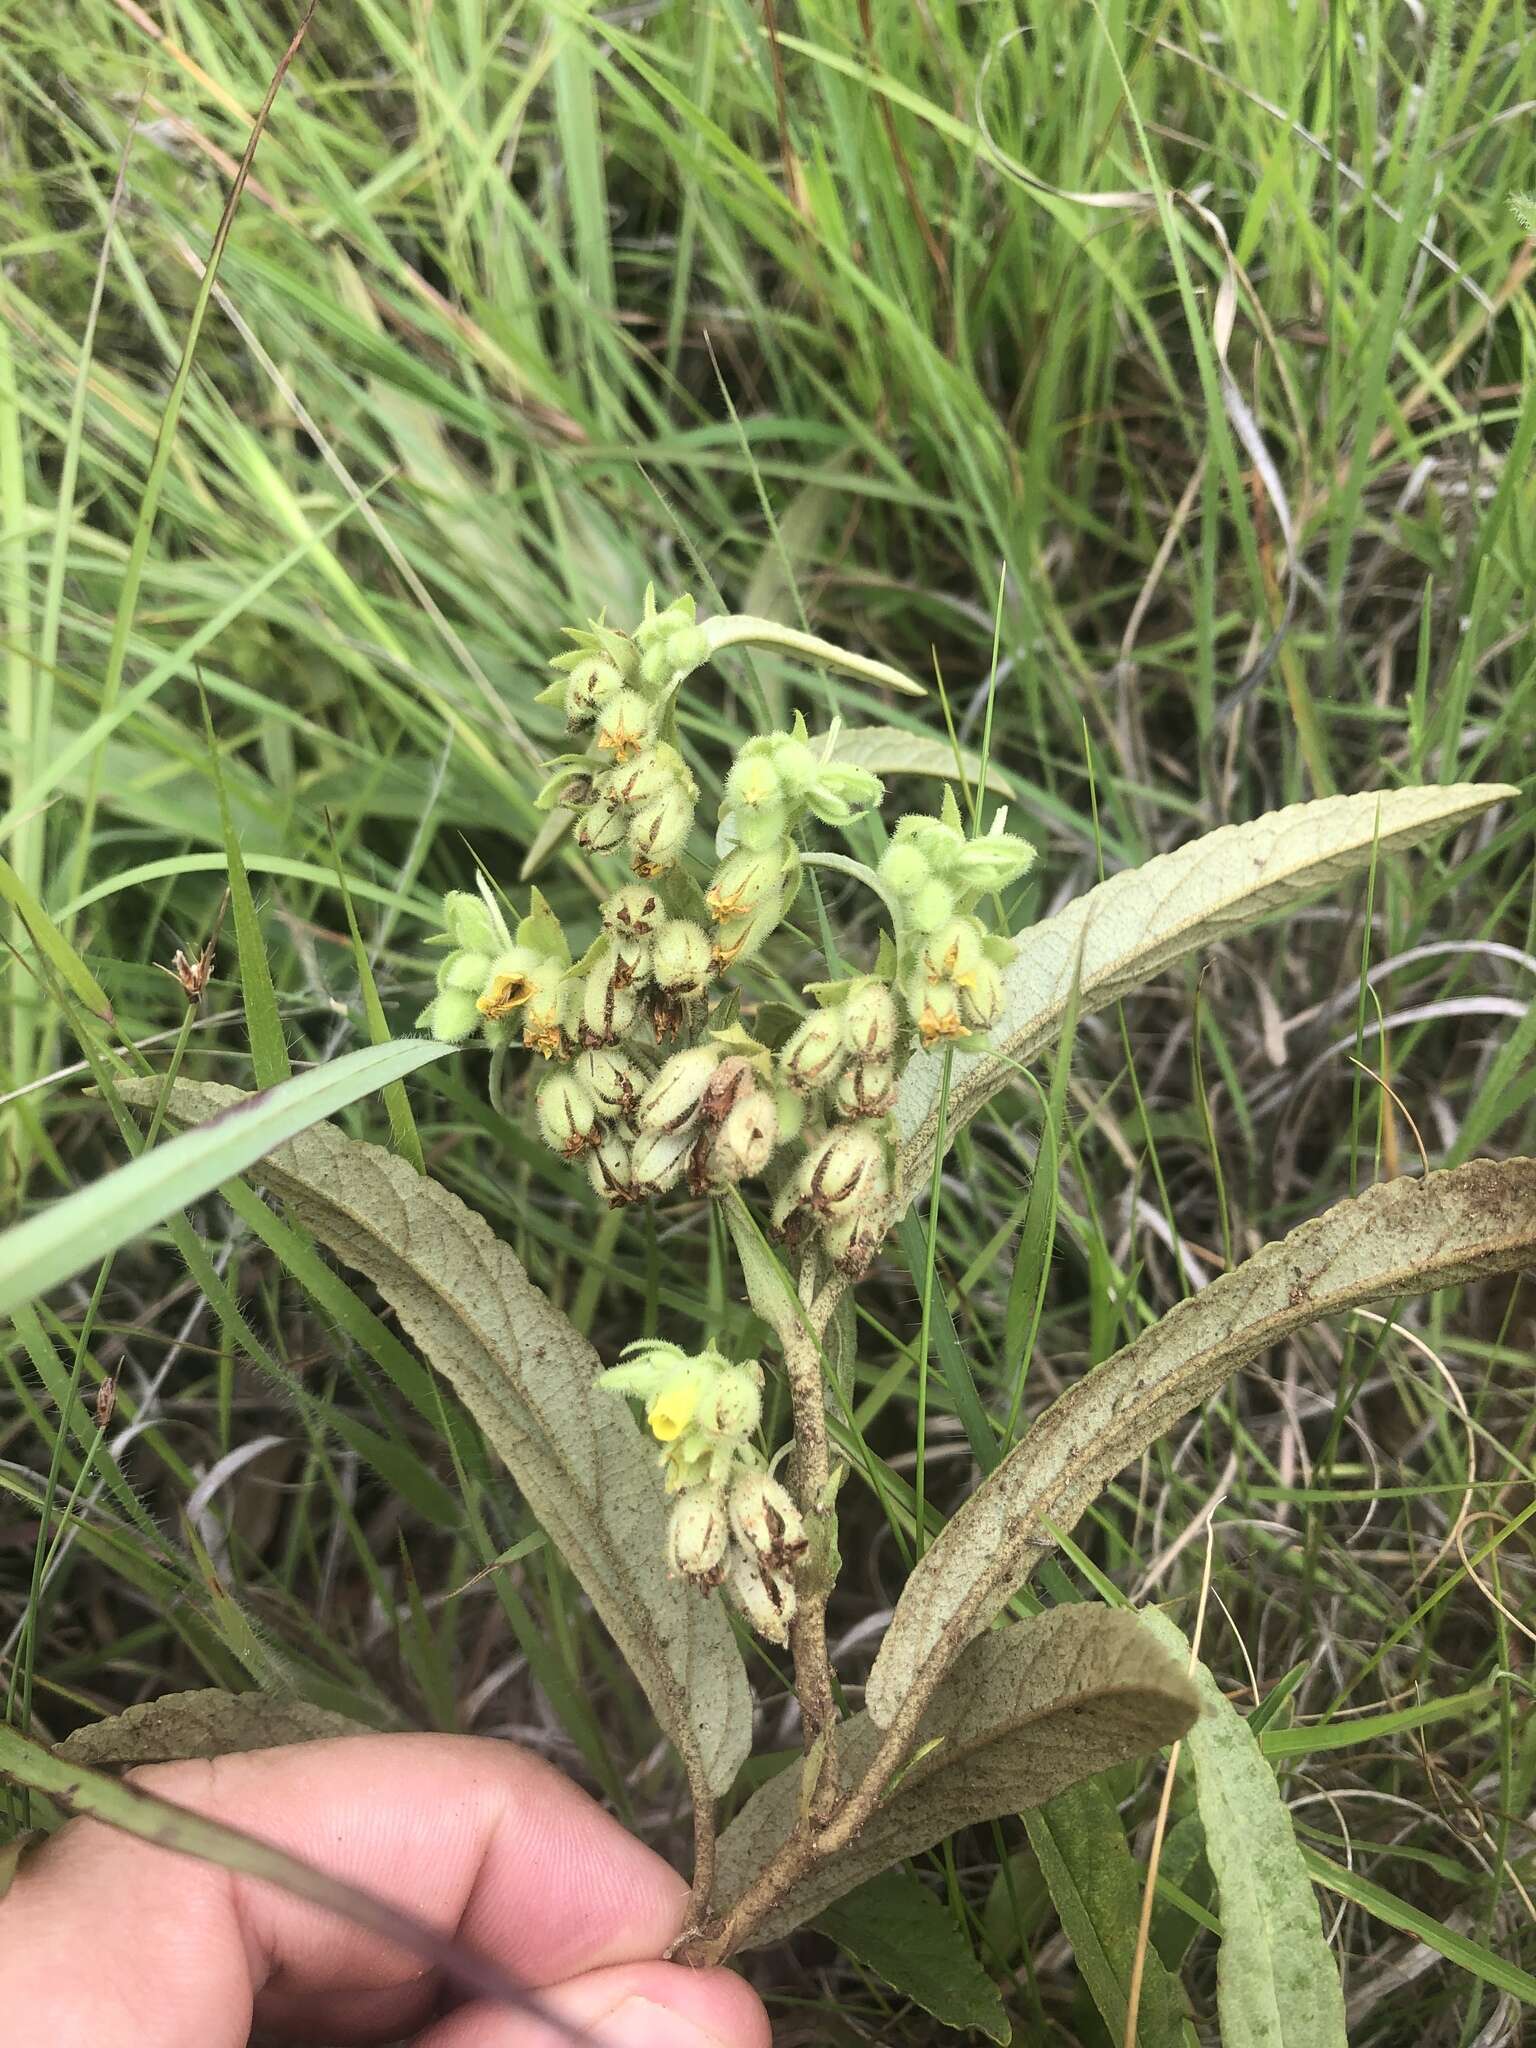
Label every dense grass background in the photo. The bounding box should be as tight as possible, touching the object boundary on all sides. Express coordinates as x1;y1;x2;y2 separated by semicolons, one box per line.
2;1;1533;2040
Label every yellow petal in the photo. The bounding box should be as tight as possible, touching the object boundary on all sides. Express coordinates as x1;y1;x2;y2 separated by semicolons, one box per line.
647;1381;698;1442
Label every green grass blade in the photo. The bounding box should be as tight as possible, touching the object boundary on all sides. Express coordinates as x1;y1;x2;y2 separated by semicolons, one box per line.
0;1038;452;1318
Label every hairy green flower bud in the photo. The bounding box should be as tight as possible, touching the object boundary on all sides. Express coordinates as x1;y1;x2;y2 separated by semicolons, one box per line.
763;735;817;798
902;968;967;1046
643;921;707;1001
593;687;654;762
631;1125;692;1196
726;1550;796;1645
581;965;641;1047
587;1130;636;1205
804;1123;885;1215
711;892;787;972
779;1012;848;1094
603;744;688;813
730;802;795;851
443;890;498;954
698;1360;763;1440
803;760;883;827
421;987;482;1042
602;885;663;944
706;847;790;925
637;1046;720;1136
723;749;782;814
575;801;629;855
728;1470;807;1572
839;978;900;1061
709;1088;780;1185
562;653;627;729
634;588;696;652
831;1056;897;1121
536;1071;599;1157
906;877;959;934
878;840;929;898
821;1209;885;1277
438;948;491;994
666;1489;729;1590
628;786;695;877
915;917;986;986
574;1047;650;1120
953;830;1036;891
959;955;1005;1031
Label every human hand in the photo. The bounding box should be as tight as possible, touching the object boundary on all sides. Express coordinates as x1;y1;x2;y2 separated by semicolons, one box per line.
0;1732;771;2047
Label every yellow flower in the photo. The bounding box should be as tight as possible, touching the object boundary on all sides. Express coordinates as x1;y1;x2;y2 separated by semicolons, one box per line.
647;1380;699;1442
477;969;535;1019
917;1001;969;1046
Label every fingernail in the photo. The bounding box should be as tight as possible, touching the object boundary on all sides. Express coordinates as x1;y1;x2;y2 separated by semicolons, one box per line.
593;1994;732;2048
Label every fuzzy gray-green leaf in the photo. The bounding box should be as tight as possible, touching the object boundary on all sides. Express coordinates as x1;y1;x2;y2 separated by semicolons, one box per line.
829;724;1011;798
868;1156;1536;1726
893;784;1516;1213
118;1078;752;1803
54;1689;368;1768
1140;1609;1347;2047
713;1605;1196;1944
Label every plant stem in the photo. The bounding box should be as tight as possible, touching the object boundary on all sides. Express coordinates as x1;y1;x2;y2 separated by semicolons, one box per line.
780;1311;839;1774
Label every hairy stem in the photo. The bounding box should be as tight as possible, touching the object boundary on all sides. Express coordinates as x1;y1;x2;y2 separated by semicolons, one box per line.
780;1314;839;1775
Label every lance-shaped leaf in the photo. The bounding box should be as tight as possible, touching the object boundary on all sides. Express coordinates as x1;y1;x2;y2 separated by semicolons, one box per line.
867;1157;1536;1727
828;725;1011;797
711;1605;1197;1945
1139;1609;1347;2048
117;1079;752;1803
703;614;926;697
55;1689;369;1769
891;784;1516;1215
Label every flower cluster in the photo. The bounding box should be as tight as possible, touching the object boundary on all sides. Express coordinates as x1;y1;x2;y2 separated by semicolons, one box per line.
597;1342;806;1643
417;591;1042;1632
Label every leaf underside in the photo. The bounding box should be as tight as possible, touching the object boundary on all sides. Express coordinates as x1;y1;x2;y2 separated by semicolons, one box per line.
120;1078;752;1802
868;1155;1536;1725
712;1604;1197;1944
54;1689;367;1768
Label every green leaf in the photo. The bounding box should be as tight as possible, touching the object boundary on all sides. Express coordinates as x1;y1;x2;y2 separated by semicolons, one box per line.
712;1605;1196;1944
829;725;1011;798
892;784;1517;1214
1140;1610;1347;2048
704;613;926;697
0;1038;454;1320
1025;1776;1188;2048
120;1079;751;1804
55;1689;368;1768
0;847;113;1022
816;1869;1010;2043
205;696;290;1088
867;1157;1536;1727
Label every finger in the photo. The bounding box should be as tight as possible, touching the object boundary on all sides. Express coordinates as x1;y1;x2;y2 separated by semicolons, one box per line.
417;1960;773;2048
0;1734;696;2047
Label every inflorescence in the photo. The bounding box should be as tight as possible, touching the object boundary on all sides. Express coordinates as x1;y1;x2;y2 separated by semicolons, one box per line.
420;591;1036;1635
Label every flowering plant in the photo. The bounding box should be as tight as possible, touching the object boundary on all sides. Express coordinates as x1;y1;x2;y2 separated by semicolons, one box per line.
120;597;1522;1987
